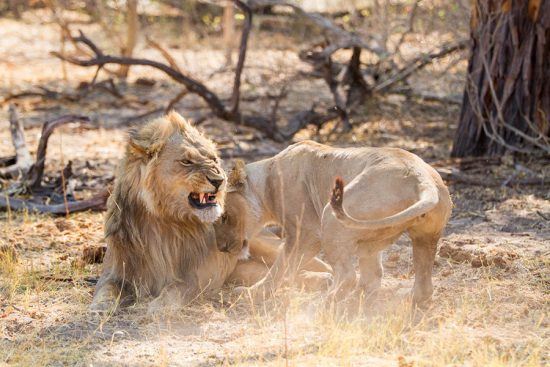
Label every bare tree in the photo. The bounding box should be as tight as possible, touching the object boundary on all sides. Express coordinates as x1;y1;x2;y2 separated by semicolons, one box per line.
452;0;550;157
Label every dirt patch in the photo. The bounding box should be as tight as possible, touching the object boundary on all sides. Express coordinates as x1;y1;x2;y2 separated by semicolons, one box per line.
439;241;520;269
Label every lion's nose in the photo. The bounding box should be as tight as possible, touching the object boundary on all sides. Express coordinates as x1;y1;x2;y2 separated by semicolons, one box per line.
207;177;223;191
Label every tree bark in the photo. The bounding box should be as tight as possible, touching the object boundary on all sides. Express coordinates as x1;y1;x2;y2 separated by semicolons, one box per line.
452;0;550;157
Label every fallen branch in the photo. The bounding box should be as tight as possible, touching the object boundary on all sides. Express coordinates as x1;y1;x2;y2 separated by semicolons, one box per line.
51;30;228;118
0;189;109;215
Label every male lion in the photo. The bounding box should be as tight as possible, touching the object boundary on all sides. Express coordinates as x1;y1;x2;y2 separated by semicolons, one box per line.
90;112;277;312
214;140;452;305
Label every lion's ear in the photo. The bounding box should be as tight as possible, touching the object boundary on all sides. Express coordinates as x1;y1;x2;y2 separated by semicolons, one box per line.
228;159;247;192
128;123;166;160
128;128;148;158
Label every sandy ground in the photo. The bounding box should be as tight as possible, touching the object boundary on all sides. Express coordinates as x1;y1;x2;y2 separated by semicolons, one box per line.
1;7;549;367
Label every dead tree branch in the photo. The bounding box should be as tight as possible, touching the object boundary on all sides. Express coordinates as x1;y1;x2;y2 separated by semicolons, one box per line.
146;36;182;73
373;39;469;92
249;0;386;58
49;2;336;141
165;89;189;113
230;0;253;115
51;30;229;119
437;168;546;187
0;111;107;215
48;0;465;140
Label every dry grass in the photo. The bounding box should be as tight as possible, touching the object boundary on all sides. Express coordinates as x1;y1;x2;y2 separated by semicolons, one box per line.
1;205;548;366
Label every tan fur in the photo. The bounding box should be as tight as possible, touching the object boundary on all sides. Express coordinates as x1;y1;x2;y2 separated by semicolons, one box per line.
223;230;333;289
216;140;452;305
91;112;242;313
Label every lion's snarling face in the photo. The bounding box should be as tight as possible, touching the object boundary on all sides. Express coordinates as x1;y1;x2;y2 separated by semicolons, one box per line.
127;111;226;223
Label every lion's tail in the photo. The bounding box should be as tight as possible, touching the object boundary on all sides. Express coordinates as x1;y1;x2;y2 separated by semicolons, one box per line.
330;176;439;230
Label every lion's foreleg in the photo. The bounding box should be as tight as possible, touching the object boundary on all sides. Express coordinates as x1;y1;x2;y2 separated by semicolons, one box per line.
246;233;321;297
227;260;270;286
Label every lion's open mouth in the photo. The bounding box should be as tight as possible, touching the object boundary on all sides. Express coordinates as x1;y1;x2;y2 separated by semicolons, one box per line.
188;192;218;209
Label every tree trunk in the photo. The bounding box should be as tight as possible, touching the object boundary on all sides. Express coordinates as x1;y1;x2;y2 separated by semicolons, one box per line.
223;1;235;66
116;0;139;78
451;0;550;157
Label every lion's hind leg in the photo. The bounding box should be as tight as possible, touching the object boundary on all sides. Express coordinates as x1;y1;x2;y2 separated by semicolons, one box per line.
408;228;441;307
357;247;383;297
320;216;358;299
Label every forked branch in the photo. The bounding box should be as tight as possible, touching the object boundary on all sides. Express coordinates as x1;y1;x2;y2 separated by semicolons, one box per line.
25;115;91;189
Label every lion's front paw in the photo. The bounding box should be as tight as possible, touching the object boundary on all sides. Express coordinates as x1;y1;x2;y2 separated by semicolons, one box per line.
88;301;115;316
89;294;120;316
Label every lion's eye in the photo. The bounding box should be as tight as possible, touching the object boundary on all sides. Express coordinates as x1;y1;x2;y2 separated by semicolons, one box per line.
180;159;193;166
